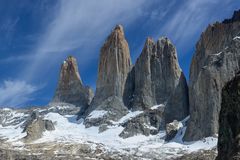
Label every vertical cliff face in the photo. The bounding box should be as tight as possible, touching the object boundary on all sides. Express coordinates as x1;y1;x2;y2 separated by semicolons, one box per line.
131;37;189;123
91;25;132;107
184;10;240;141
52;56;93;108
84;25;131;126
216;72;240;160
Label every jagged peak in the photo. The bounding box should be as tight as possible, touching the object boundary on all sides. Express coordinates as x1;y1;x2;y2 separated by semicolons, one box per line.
140;37;155;56
61;56;81;81
157;36;172;45
62;55;77;66
102;24;127;49
111;24;125;37
141;36;176;56
144;37;155;46
114;24;124;32
223;9;240;24
146;37;154;43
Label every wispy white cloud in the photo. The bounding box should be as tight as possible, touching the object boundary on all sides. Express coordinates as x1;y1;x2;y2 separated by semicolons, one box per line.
0;17;19;45
0;80;39;107
156;0;233;50
0;53;34;64
21;0;147;81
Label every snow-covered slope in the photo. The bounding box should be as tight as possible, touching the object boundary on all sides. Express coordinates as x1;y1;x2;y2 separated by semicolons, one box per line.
0;105;217;159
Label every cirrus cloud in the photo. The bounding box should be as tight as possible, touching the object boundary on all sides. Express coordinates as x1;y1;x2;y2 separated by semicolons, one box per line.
0;80;39;107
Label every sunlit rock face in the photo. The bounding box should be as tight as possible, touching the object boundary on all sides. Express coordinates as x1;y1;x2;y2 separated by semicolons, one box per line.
85;25;131;126
52;56;93;109
184;10;240;141
91;25;132;106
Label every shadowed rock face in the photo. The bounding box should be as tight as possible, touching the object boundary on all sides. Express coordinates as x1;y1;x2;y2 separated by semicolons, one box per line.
184;9;240;141
130;37;189;124
52;56;93;108
216;72;240;160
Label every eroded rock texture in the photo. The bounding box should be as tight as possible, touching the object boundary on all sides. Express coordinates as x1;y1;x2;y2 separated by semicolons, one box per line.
184;10;240;141
52;56;93;109
131;37;189;124
119;106;165;138
23;111;55;142
85;25;131;125
92;24;132;105
216;72;240;160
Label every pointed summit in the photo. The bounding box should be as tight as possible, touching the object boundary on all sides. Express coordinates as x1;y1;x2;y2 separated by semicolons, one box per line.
85;25;131;127
132;37;189;123
52;56;93;108
93;24;132;105
114;24;124;33
223;9;240;24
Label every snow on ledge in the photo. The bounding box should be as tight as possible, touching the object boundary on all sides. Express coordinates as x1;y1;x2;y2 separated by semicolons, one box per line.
233;36;240;40
112;110;143;124
87;110;108;119
151;104;165;110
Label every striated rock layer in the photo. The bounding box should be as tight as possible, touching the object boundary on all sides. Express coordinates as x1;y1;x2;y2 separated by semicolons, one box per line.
52;56;93;109
130;37;189;124
216;72;240;160
184;10;240;141
92;24;132;105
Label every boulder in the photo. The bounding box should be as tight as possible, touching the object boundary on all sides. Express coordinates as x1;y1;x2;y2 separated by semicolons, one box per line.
23;111;55;142
165;120;181;141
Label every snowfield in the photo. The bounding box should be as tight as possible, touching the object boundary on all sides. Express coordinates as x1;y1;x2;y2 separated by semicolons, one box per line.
0;106;218;159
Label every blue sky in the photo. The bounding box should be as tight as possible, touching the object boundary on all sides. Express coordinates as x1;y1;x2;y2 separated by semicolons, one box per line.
0;0;239;107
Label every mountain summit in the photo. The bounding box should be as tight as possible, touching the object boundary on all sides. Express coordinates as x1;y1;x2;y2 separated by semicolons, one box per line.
51;56;93;109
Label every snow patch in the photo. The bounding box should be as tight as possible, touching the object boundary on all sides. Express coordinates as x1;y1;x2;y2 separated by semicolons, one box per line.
87;110;108;119
113;110;143;124
0;108;217;159
233;36;240;40
151;104;165;110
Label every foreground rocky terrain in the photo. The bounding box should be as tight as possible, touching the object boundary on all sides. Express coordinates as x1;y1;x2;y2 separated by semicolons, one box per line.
0;9;240;160
0;106;217;160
